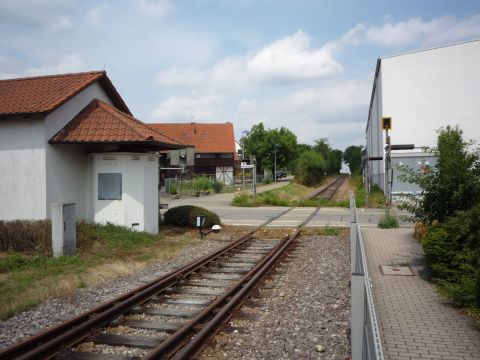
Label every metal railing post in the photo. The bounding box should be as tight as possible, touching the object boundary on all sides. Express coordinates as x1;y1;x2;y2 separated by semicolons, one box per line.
351;273;366;359
349;191;384;360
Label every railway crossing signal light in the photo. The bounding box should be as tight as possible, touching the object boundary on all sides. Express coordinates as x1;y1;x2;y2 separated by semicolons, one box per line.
382;117;392;130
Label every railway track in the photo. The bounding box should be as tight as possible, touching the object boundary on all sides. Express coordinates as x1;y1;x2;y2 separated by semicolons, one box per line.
305;175;347;201
0;205;321;360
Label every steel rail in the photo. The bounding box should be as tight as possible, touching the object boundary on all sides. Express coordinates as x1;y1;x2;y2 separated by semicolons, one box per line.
0;205;295;360
143;234;291;359
145;206;322;359
305;175;346;201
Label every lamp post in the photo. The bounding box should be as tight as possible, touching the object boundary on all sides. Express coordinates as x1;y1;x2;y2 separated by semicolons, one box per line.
274;144;280;182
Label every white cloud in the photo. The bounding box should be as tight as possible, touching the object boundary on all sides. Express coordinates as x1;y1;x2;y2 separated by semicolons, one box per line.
133;0;171;17
49;15;73;32
24;54;85;76
286;79;371;116
156;30;343;89
152;94;225;121
247;30;343;84
0;0;75;30
156;68;206;87
86;4;110;27
345;14;480;49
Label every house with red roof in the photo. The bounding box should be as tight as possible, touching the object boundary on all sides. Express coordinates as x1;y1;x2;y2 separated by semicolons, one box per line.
150;122;237;185
0;71;183;233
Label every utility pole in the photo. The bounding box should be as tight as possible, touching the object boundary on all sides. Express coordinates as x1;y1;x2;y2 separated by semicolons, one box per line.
274;144;279;182
252;155;257;200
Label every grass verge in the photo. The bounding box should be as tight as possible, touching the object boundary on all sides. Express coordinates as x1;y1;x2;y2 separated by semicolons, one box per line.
351;174;385;208
232;178;353;207
0;222;199;319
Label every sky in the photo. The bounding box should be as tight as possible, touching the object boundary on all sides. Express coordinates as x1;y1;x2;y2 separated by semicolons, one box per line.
1;0;480;150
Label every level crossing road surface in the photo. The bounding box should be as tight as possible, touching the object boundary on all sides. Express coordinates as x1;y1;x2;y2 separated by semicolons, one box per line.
160;182;390;227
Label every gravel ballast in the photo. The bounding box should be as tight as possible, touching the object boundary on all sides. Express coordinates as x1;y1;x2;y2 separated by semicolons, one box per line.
201;234;351;359
0;238;226;348
0;232;351;359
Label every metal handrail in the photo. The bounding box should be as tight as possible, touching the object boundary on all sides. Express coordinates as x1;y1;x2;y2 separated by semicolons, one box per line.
350;191;384;360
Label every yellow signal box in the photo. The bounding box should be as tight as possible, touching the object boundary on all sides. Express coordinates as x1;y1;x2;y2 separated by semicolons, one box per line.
382;116;392;130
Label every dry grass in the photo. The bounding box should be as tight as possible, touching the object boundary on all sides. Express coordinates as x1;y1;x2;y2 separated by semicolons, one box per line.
0;223;201;319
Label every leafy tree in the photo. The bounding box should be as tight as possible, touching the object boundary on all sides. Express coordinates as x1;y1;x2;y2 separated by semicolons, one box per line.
294;150;327;186
313;138;330;159
399;126;480;224
242;123;298;174
327;149;343;174
312;138;342;174
296;143;312;156
343;145;363;174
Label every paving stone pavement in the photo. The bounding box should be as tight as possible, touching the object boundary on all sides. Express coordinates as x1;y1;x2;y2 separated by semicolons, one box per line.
362;228;480;360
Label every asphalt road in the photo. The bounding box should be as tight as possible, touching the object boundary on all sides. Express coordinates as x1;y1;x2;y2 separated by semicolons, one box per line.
159;181;395;228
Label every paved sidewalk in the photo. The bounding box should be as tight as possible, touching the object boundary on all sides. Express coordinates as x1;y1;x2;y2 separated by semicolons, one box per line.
362;228;480;360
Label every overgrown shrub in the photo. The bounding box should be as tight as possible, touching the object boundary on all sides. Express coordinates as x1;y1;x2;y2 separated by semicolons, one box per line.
193;176;213;192
0;220;51;254
399;126;480;224
257;191;289;206
232;193;256;207
377;214;399;229
294;150;327;186
421;205;480;307
163;206;221;228
212;181;223;194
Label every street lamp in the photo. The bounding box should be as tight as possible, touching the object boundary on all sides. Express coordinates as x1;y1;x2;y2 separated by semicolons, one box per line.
274;144;280;182
241;130;249;160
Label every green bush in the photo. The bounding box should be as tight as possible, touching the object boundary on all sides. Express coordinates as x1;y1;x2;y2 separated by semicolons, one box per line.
169;184;177;195
232;193;256;207
421;205;480;308
212;181;223;194
377;214;399;229
163;206;221;228
294;150;327;186
193;176;213;192
257;191;289;206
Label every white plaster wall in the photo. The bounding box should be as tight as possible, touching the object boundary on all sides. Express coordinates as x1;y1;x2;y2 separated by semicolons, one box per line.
366;67;385;190
45;82;114;219
0;116;47;219
381;40;480;148
91;153;159;234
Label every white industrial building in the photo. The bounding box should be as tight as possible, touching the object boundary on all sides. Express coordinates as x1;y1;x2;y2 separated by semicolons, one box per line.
0;71;182;233
365;39;480;196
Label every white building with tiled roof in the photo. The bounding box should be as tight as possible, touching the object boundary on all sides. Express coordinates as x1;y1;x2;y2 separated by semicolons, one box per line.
0;71;182;233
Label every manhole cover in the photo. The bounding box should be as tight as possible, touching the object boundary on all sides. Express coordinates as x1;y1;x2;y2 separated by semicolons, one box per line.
380;265;414;276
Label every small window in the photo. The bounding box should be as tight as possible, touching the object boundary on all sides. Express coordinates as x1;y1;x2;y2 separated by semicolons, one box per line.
221;153;233;158
98;173;122;200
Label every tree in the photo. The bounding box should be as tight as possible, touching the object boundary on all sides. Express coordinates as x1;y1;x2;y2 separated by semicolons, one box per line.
343;145;363;174
242;123;298;174
312;138;342;174
294;150;327;186
313;138;330;159
399;126;480;224
327;149;343;174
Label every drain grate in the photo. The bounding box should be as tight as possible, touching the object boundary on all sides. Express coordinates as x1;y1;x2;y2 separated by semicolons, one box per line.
380;265;414;276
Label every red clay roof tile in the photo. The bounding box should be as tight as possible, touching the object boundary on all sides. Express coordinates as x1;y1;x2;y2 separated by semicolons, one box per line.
0;71;130;116
50;99;183;148
149;122;235;153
